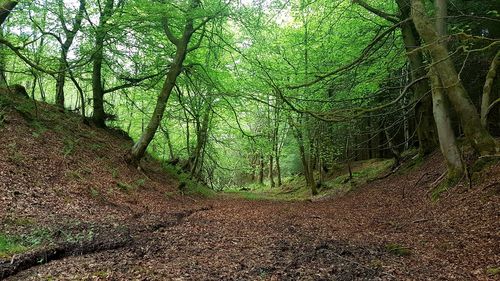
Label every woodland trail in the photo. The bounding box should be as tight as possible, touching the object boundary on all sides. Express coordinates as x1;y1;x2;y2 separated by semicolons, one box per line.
4;174;499;281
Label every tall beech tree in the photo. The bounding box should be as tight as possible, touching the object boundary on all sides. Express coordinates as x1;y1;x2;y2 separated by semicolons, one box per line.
129;0;210;164
411;0;499;156
91;0;118;127
429;0;464;179
54;0;85;108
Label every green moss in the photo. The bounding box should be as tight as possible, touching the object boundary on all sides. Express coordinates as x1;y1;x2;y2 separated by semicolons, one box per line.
486;267;500;276
89;187;100;198
117;182;134;192
14;101;35;121
430;170;463;200
135;178;146;188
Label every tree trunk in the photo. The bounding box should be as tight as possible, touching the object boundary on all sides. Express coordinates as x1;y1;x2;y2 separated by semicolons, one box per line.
429;68;464;179
396;0;437;156
411;0;499;155
91;0;113;127
295;121;316;195
0;28;7;86
55;49;68;108
481;50;500;128
92;30;106;127
55;0;85;109
129;0;201;164
130;44;187;163
383;124;401;166
269;155;275;188
275;153;282;187
190;104;211;179
0;1;17;26
258;153;264;185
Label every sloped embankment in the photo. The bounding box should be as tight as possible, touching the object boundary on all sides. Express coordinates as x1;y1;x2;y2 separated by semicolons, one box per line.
0;90;209;278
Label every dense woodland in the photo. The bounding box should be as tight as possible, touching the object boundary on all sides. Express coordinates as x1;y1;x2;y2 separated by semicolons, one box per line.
1;0;500;279
0;0;499;191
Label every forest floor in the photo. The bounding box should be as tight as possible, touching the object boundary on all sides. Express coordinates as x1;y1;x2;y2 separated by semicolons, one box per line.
0;93;499;280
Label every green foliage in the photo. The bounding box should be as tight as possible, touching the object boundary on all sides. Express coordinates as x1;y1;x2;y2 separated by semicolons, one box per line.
134;178;146;188
111;168;119;179
89;187;100;198
13;100;35;121
4;216;35;227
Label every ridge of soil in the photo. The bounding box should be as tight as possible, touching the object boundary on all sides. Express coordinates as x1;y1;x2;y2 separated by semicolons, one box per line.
0;94;499;280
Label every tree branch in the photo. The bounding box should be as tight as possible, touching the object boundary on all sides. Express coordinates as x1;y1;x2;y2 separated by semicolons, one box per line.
0;38;57;76
162;17;180;46
103;71;164;94
352;0;400;23
0;0;17;26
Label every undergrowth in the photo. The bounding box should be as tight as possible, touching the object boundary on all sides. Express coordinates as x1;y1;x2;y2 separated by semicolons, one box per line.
228;158;394;201
162;164;216;198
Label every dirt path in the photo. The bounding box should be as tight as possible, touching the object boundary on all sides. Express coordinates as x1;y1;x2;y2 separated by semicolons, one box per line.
4;199;394;280
4;182;499;281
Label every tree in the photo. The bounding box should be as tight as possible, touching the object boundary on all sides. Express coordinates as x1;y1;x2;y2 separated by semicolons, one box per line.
411;0;499;156
129;0;208;164
91;0;119;127
54;0;85;108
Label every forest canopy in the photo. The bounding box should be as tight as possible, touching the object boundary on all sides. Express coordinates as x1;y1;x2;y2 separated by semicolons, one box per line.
0;0;499;191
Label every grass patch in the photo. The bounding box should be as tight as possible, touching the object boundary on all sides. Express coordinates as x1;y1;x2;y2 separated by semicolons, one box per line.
228;159;395;201
0;233;26;258
385;243;411;256
0;105;6;127
486;267;500;276
111;167;119;179
181;178;216;198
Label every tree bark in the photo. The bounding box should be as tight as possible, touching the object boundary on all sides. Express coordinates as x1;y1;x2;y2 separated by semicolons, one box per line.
91;0;113;127
258;153;264;185
269;155;275;188
429;68;464;179
129;0;202;164
294;118;316;195
0;1;17;26
396;0;437;156
55;0;85;109
411;0;499;155
481;50;500;128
